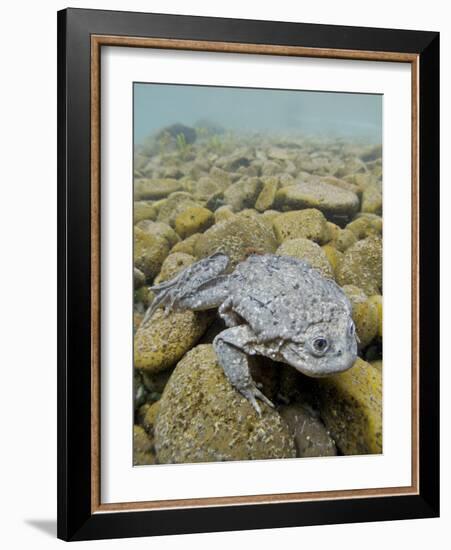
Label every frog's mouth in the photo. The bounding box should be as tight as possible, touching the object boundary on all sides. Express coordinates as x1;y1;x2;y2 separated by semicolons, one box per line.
282;343;356;377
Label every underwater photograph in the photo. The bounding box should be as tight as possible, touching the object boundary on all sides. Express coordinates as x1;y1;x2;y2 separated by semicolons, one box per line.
132;83;383;466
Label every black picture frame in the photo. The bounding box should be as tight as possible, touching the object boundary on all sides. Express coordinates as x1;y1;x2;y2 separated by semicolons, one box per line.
57;7;439;541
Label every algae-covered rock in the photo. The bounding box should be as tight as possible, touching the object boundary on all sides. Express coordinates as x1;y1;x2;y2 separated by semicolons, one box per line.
134;178;183;200
276;238;334;279
156;192;202;227
133;425;156;465
272;208;329;245
361;184;382;215
134;201;159;223
134;227;170;280
134;309;212;373
342;284;368;307
352;299;379;348
367;295;383;338
136;220;180;248
170;233;202;256
134;267;146;289
194;216;277;268
214;205;236;223
321;244;344;276
223;177;263;211
279;403;337;458
275;180;359;220
346;216;382;240
315;358;382;455
174;206;214;238
336;236;382;296
141;401;161;436
154;345;296;463
255;177;279;211
333;228;358;252
153;252;196;284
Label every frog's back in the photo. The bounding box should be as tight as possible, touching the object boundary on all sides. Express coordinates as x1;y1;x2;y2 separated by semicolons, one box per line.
230;254;350;339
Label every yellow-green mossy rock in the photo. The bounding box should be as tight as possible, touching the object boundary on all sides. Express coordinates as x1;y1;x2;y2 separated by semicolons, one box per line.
346;216;382;240
134;308;212;373
134;201;159;223
279;403;337;458
134;267;146;289
142;401;161;436
261;210;282;224
255;177;279;211
371;360;383;372
316;358;382;455
153;252;196;284
272;209;329;245
134;227;170;280
275;180;360;220
134;178;183;200
174;206;214;238
321;244;344;276
156;192;202;227
333;228;358;252
190;176;225;201
276;238;334;279
136;219;180;248
154;345;296;463
194;216;277;269
320;175;363;200
214;205;236;223
133;425;156;465
170;233;202;256
342;284;368;307
367;295;383;338
336;236;382;296
223;177;263;211
361;184;383;215
352;299;379;347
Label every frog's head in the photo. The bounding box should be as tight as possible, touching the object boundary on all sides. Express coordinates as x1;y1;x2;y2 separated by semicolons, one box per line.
281;316;358;377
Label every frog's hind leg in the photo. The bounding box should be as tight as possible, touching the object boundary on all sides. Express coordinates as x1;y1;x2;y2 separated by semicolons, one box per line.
213;326;275;415
142;253;230;324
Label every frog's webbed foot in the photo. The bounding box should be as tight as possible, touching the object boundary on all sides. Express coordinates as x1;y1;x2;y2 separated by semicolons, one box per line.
142;253;230;325
213;326;275;416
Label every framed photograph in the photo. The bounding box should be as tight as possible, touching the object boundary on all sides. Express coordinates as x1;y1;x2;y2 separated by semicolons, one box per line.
57;8;439;541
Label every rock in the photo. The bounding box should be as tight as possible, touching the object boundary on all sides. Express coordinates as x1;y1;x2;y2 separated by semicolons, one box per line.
223;177;263;211
134;178;183;200
209;166;231;188
346;216;382;239
214;205;236;223
267;147;291;161
153;252;196;284
321;244;343;276
326;221;341;242
194;216;277;269
136;220;180;248
276;238;334;279
336;236;382;296
361;185;382;215
315;358;382;455
174;206;214;238
170;233;202;256
275;180;360;221
352;299;379;348
134;308;212;373
342;284;368;306
134;201;159;223
272;209;329;245
367;295;383;338
133;425;156;465
320;175;363;200
261;160;282;176
141;401;161;436
333;228;358;252
190;176;225;201
279;404;337;457
156;192;202;227
134;286;154;308
134;227;170;280
255;177;279;211
261;210;282;224
141;370;173;401
134;267;146;289
154;345;296;463
371;360;383;372
360;144;382;162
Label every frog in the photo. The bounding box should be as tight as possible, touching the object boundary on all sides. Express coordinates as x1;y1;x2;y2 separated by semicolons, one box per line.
142;252;358;415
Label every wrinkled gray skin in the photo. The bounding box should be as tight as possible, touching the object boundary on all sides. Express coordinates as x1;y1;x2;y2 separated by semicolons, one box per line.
143;253;358;414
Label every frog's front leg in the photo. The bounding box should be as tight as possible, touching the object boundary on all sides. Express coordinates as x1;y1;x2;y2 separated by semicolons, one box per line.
213;326;275;415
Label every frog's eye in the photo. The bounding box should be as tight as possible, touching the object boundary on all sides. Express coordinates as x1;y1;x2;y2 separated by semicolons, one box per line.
312;337;329;354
